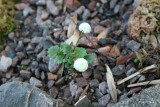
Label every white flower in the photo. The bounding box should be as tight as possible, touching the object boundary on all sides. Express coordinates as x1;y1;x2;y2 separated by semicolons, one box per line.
74;58;88;72
78;22;91;33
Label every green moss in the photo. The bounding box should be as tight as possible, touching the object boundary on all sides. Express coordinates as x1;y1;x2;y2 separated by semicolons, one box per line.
0;0;16;42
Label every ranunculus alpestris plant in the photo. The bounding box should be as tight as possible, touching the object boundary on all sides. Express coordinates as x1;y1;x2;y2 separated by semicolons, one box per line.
48;22;94;72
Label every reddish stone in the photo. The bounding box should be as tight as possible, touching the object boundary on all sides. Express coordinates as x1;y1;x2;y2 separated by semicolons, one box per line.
127;87;142;96
55;77;65;85
113;30;122;36
94;25;106;34
63;86;71;97
109;43;121;57
100;19;112;27
82;70;92;79
88;1;96;11
79;35;98;48
54;16;65;24
75;87;83;101
48;73;58;80
76;77;88;87
54;31;62;39
116;53;136;65
41;11;49;20
15;3;29;10
98;45;112;56
49;86;58;98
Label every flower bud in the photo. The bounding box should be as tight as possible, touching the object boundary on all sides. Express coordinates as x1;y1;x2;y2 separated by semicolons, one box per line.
74;58;88;72
78;22;91;33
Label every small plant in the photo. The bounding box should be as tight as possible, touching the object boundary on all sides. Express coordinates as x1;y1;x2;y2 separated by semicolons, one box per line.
134;58;139;64
48;22;95;72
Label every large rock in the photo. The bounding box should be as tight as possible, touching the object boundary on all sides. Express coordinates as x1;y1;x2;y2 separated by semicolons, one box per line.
113;84;160;107
0;81;65;107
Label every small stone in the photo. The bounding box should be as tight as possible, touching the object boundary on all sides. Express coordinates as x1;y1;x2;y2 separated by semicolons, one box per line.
79;35;98;48
92;53;99;67
6;68;14;79
98;38;107;46
55;77;65;85
31;37;43;44
54;31;62;39
41;11;49;20
70;81;78;97
114;4;120;14
98;45;112;56
63;86;71;97
21;59;31;66
54;16;65;24
101;0;108;3
49;86;58;98
20;70;32;79
16;41;24;52
26;44;34;51
36;0;46;5
88;1;96;11
126;40;141;52
35;69;40;78
95;89;103;98
90;79;99;88
116;53;136;66
119;94;128;101
138;75;146;82
30;77;42;87
23;6;34;17
76;77;88;87
98;94;110;107
41;40;53;50
126;67;137;76
82;9;91;20
48;58;60;73
75;87;83;101
94;70;102;81
12;56;19;67
48;73;58;80
0;56;12;72
31;61;38;73
46;0;60;16
41;72;45;80
82;70;92;79
8;32;15;40
15;3;29;10
47;80;55;88
109;43;121;57
110;0;118;9
99;81;107;94
112;65;125;76
5;46;16;58
94;25;105;34
133;0;140;8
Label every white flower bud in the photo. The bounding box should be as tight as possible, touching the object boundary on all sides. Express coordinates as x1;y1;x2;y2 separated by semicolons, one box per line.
74;58;88;72
78;22;91;33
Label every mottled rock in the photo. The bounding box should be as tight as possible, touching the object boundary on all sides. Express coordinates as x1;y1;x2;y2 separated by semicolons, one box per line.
0;56;12;72
76;77;88;87
47;80;55;88
112;65;125;76
55;77;65;85
98;45;112;56
5;47;16;58
49;86;59;98
0;82;65;107
109;43;121;57
98;94;110;107
126;40;141;52
48;58;60;73
82;70;92;79
21;59;31;66
20;70;32;79
90;79;99;88
30;77;42;87
99;81;107;94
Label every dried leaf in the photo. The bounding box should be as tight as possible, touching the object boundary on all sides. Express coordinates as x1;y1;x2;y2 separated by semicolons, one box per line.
105;64;117;103
150;35;157;49
67;14;77;38
65;29;80;45
142;48;148;56
79;84;89;99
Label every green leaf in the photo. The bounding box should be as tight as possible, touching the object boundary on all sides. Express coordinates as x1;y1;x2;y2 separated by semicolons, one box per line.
68;56;74;64
55;55;64;64
84;54;95;64
61;42;72;54
65;63;70;68
47;46;59;58
74;47;87;58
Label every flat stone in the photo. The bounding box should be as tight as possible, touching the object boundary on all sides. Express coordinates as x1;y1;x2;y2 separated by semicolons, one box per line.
48;73;58;80
94;25;105;34
46;0;60;16
99;81;107;94
98;45;112;56
112;65;125;76
90;79;99;88
30;77;42;87
0;56;12;72
76;77;88;87
82;70;92;79
126;40;141;52
0;81;65;107
98;94;110;107
48;58;60;73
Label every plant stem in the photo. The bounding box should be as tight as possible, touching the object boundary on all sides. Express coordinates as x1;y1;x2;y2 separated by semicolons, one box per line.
74;31;83;51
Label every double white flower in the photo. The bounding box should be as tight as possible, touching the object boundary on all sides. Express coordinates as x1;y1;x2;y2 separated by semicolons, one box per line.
74;58;88;72
78;22;91;33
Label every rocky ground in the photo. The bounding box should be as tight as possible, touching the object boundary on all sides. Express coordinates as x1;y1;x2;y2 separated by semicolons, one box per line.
0;0;159;107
